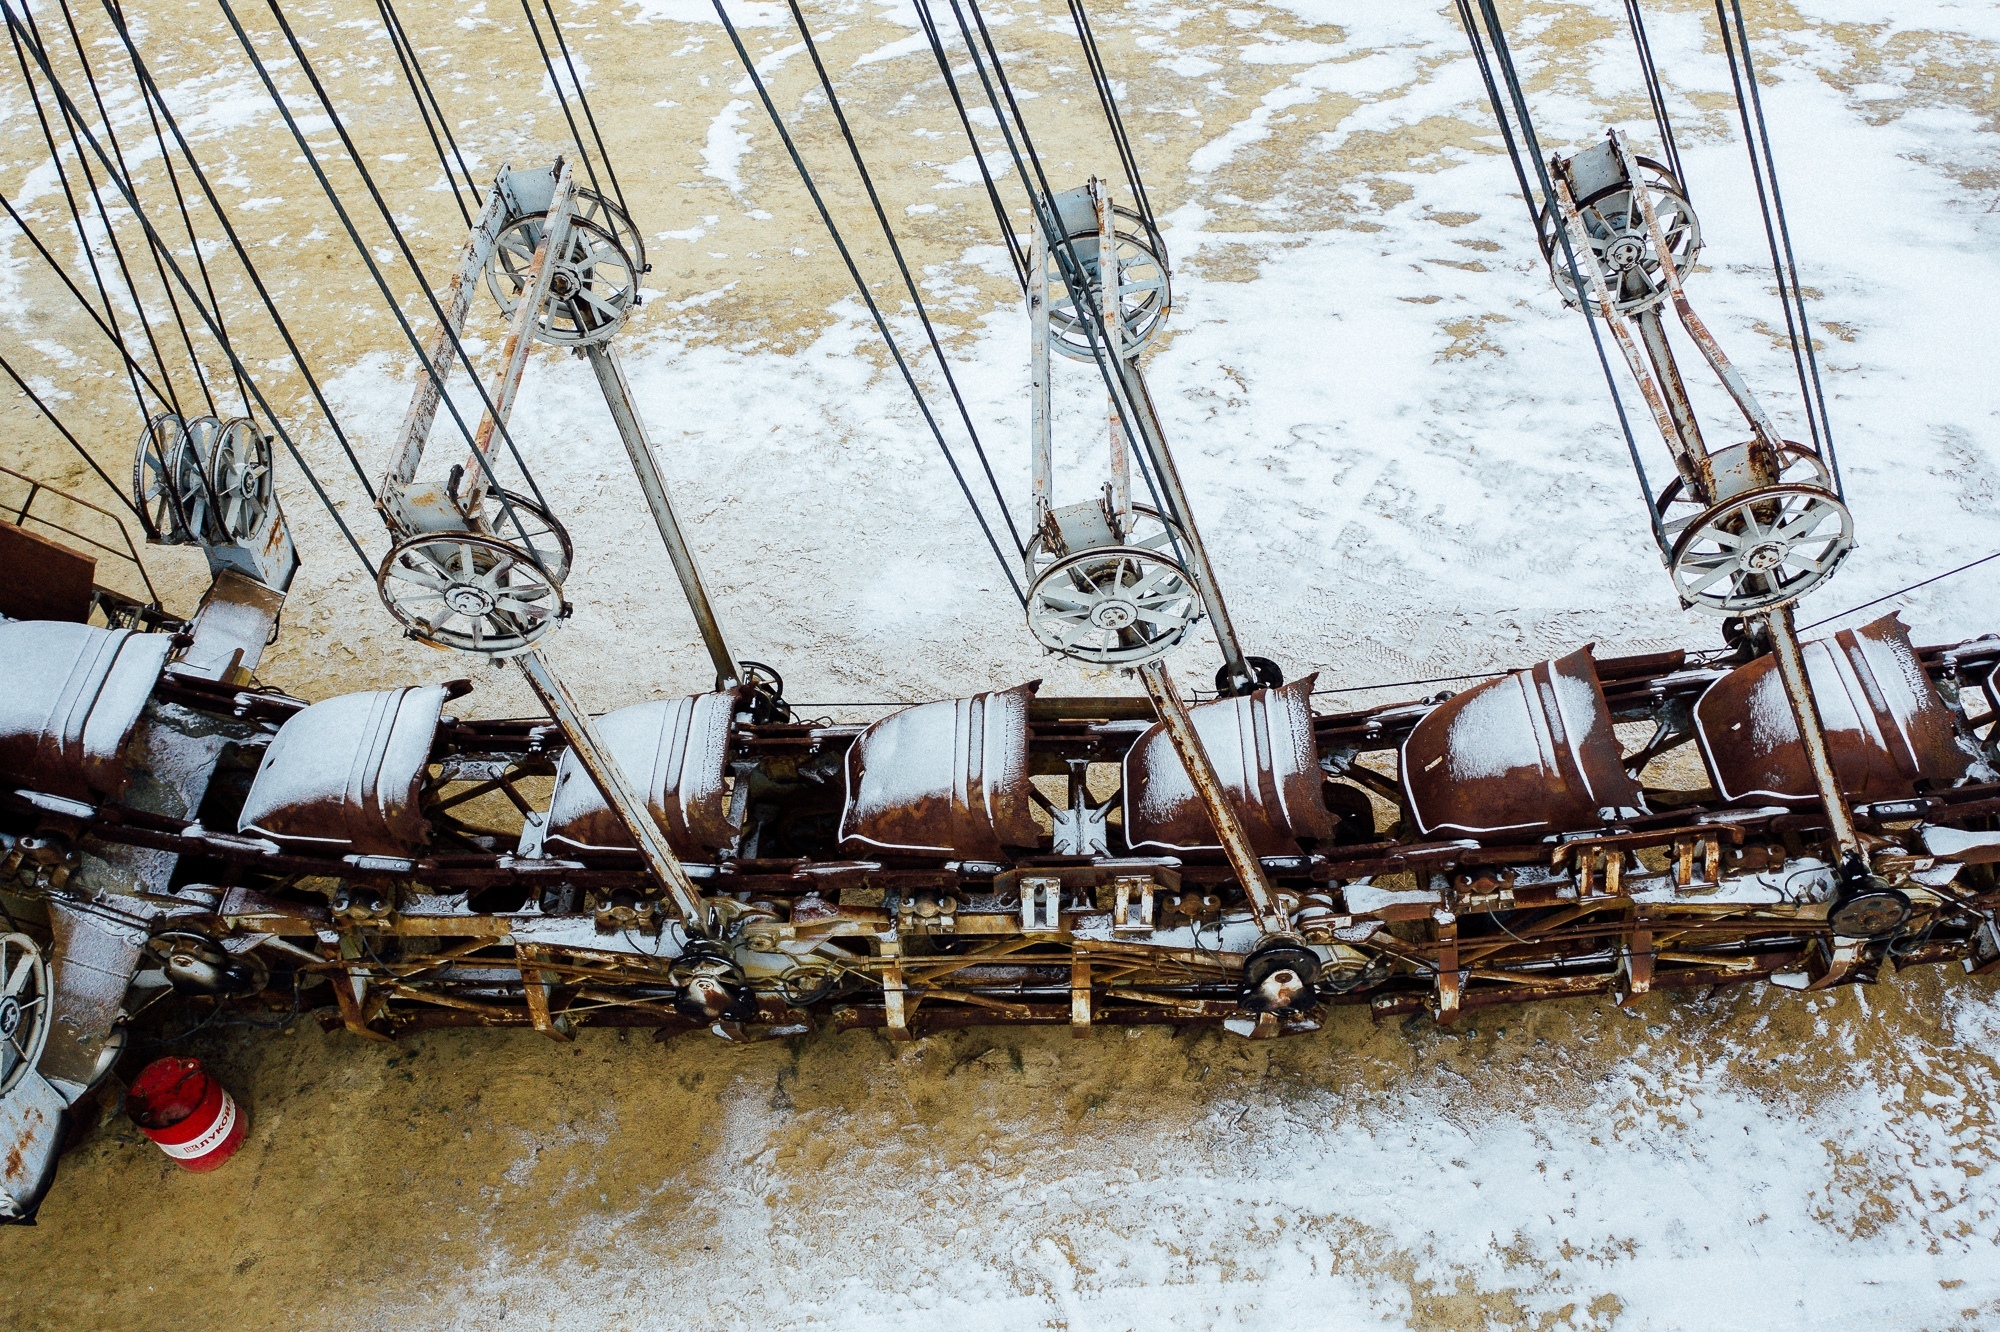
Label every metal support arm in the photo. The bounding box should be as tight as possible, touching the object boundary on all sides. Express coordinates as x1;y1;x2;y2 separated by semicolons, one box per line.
1137;659;1287;935
515;649;707;923
583;343;741;689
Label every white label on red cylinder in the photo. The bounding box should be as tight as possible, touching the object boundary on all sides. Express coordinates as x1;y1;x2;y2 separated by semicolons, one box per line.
155;1091;238;1161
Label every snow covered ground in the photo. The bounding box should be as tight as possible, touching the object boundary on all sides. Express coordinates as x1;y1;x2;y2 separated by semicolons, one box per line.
3;0;1999;1326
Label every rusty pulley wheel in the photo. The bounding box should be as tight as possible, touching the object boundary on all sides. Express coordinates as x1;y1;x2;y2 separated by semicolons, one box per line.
0;933;52;1097
207;417;273;544
1666;482;1853;615
473;486;575;588
377;531;568;657
167;415;229;545
1026;544;1201;667
486;210;639;347
1045;202;1171;362
131;412;185;544
1828;882;1911;940
1540;152;1699;316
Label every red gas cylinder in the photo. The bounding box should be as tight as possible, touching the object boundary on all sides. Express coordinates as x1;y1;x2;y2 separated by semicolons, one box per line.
126;1056;247;1172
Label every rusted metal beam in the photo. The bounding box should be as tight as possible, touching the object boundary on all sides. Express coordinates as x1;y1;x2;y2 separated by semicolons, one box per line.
1116;366;1253;690
1097;184;1130;528
1137;659;1286;934
514;648;707;923
1764;603;1861;861
516;942;573;1041
1029;229;1052;532
383;183;510;504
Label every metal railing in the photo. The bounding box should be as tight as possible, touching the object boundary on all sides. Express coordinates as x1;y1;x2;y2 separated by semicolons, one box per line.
0;463;163;610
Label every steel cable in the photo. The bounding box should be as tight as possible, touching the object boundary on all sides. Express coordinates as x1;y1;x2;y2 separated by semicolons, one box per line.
0;347;145;517
11;3;379;574
94;0;380;509
783;0;1022;555
912;0;1026;290
51;0;218;418
0;190;176;412
515;0;603;207
1454;0;1667;555
944;0;1185;551
539;0;628;220
1798;550;2000;632
5;19;154;418
375;0;476;228
1064;0;1159;250
712;0;1025;603
1622;0;1684;187
13;4;182;418
107;0;252;419
235;0;560;570
1715;0;1840;497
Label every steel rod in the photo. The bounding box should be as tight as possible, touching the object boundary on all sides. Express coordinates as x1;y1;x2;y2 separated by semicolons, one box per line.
582;343;740;689
1136;659;1284;933
514;648;706;923
1762;603;1860;861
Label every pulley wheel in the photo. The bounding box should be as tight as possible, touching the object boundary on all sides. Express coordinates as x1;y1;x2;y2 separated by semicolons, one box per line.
168;415;227;545
1241;937;1321;1016
1026;545;1201;666
1215;655;1284;696
1666;483;1853;615
1045;203;1171;362
1539;154;1700;316
207;417;274;544
132;412;185;544
147;929;269;998
486;213;639;346
0;933;53;1097
1829;883;1911;940
378;531;567;657
574;188;646;280
474;486;574;587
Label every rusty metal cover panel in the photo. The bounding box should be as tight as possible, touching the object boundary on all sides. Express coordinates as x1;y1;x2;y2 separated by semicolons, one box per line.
0;524;94;624
839;683;1039;860
1123;676;1335;856
238;686;446;856
1695;613;1972;805
543;690;745;858
0;620;171;803
1401;648;1641;838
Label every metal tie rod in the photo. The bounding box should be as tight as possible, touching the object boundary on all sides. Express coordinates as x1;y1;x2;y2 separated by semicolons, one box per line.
583;343;741;690
515;650;706;923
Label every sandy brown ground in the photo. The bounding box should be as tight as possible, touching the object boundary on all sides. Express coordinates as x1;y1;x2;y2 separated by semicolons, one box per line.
2;0;1999;1327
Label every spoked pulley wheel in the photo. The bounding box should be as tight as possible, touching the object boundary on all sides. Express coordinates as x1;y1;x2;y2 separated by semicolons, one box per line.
1539;154;1700;316
1027;544;1202;666
485;212;639;347
1666;483;1853;615
0;933;52;1098
473;486;574;587
207;416;274;543
1045;203;1171;362
132;412;185;543
378;531;567;657
168;415;227;544
573;188;646;282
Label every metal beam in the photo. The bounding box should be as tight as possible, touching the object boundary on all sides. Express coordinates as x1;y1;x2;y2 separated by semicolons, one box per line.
582;343;741;689
1136;659;1286;934
1763;603;1861;861
514;648;707;923
1117;364;1252;691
